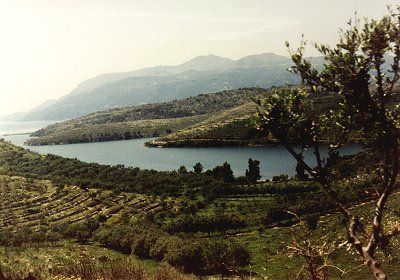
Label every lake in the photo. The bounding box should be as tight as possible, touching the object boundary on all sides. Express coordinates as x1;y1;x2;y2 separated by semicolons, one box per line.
1;121;363;179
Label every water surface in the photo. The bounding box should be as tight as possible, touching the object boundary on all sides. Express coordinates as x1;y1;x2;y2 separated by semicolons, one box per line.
3;131;362;179
0;121;57;135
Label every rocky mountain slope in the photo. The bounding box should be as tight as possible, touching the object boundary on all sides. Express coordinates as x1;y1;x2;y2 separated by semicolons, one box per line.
20;53;299;121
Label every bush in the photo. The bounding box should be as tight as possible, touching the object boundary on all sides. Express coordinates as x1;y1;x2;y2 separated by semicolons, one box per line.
201;239;251;273
272;174;289;182
163;239;203;273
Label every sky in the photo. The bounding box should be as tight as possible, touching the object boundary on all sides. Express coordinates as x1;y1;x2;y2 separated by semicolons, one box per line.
0;0;398;116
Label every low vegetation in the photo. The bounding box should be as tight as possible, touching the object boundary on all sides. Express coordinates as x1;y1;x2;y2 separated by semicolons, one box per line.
146;92;354;147
26;86;351;148
26;115;208;145
26;88;265;146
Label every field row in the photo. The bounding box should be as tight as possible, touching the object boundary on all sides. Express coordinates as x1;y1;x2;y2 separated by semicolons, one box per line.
0;175;168;231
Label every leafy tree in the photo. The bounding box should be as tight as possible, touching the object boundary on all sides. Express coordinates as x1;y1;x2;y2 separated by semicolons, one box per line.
211;162;234;183
163;239;203;273
245;158;261;183
178;165;188;174
201;239;250;274
254;8;400;279
193;162;203;174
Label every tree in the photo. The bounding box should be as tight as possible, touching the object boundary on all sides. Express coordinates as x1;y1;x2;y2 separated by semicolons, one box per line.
295;153;308;180
178;165;188;174
245;158;261;183
254;8;400;279
212;162;234;183
193;162;203;174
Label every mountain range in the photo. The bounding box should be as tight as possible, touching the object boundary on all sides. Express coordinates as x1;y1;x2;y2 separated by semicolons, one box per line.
10;53;304;121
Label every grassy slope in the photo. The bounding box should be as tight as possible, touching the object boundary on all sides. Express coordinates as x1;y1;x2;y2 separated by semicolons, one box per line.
146;93;343;147
26;115;209;145
0;172;168;278
0;174;166;232
234;192;400;279
24;88;396;148
2;175;399;279
25;88;345;147
145;102;266;147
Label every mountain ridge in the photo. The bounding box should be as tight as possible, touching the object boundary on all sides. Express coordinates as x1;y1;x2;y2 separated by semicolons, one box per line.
19;52;301;121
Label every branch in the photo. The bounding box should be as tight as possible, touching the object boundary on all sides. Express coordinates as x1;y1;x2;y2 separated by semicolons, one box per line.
313;140;323;174
366;144;399;253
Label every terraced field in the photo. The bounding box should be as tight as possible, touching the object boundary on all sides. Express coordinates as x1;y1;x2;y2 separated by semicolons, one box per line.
0;175;170;232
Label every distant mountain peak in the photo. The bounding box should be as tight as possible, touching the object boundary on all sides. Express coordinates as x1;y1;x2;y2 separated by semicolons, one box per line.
20;52;303;121
237;53;291;67
179;54;236;71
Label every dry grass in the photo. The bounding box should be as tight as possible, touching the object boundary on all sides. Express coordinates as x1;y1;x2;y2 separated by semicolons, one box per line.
0;257;197;280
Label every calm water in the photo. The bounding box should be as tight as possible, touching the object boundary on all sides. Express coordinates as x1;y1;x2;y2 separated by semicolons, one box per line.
1;121;362;179
0;121;57;135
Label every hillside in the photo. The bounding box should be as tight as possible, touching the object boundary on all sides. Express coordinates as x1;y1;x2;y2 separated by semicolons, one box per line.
19;53;300;121
146;92;346;147
25;88;348;147
25;88;266;146
145;102;266;147
0;175;165;232
1;139;399;279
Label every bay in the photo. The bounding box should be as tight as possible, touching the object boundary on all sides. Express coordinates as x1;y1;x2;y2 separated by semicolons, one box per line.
2;122;362;179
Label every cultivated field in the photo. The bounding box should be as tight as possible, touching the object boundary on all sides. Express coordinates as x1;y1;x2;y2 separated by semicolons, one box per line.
0;175;170;233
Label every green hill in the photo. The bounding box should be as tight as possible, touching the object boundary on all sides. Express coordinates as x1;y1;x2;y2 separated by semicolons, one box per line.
145;102;266;147
26;88;347;147
26;88;266;146
146;92;346;147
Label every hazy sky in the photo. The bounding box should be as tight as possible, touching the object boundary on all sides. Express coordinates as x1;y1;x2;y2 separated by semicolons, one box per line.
0;0;398;115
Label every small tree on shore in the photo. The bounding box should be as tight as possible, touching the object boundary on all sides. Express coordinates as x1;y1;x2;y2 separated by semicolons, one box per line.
178;166;188;174
245;158;261;183
254;7;400;279
212;162;234;183
193;162;203;174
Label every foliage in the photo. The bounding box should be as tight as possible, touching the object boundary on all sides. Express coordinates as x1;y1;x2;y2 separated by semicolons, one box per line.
0;140;227;198
207;162;235;183
254;7;400;279
193;163;203;174
245;158;261;183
